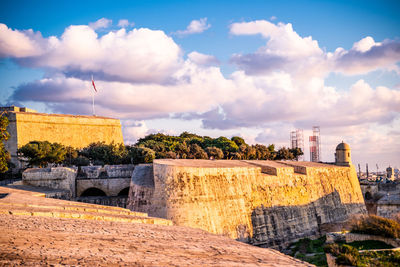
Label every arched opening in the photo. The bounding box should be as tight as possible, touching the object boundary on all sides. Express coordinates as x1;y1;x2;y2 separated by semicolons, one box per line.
364;191;372;200
80;187;107;197
118;187;130;196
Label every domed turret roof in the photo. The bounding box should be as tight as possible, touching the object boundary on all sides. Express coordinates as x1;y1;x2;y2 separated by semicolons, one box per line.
336;142;350;150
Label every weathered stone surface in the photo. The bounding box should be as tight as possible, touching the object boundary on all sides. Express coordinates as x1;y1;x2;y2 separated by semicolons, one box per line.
128;159;366;248
21;166;132;204
76;177;131;197
0;185;311;267
377;194;400;218
126;164;155;213
23;167;77;198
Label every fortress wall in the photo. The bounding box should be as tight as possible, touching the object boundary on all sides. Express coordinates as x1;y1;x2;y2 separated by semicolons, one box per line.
131;160;366;247
5;111;123;167
14;112;124;148
23;167;77;198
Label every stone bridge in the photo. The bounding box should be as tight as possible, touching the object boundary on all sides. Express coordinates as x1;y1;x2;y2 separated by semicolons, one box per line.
22;165;134;200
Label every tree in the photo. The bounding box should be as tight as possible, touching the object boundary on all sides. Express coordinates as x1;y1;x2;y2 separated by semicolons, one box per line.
205;147;224;159
188;144;208;159
128;146;155;163
80;142;129;165
289;147;303;161
231;136;247;147
18;141;67;167
0;113;10;173
275;147;295;160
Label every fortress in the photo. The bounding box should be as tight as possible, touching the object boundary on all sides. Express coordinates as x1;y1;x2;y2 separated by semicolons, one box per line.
127;157;366;248
1;109;366;250
1;106;124;166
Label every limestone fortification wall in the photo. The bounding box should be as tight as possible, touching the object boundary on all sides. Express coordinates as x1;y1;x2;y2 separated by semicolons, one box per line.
23;167;77;198
5;111;124;166
128;159;366;248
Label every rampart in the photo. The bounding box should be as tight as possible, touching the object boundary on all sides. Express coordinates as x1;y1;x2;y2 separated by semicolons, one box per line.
3;107;123;166
127;159;366;248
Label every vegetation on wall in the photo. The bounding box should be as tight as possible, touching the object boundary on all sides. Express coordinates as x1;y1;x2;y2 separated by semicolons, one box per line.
350;215;400;239
0;113;11;173
16;132;303;167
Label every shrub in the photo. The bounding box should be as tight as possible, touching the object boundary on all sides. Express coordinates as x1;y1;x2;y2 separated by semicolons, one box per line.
325;243;360;266
350;215;400;238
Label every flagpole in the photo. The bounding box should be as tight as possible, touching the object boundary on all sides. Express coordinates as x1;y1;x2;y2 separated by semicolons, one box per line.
91;75;95;116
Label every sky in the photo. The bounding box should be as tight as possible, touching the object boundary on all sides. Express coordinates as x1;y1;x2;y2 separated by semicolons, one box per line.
0;0;399;170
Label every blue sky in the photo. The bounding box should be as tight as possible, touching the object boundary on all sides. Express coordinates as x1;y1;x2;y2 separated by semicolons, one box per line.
0;0;399;169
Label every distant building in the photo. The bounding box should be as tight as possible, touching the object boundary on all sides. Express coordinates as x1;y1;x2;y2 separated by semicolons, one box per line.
1;106;124;167
387;166;393;180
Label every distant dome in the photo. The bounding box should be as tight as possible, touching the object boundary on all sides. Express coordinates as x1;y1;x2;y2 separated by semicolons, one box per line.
336;142;350;150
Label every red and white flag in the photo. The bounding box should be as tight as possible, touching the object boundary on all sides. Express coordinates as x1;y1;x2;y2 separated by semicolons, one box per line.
91;76;97;92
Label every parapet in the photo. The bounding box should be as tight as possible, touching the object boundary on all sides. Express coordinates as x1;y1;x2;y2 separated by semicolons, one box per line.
78;165;135;179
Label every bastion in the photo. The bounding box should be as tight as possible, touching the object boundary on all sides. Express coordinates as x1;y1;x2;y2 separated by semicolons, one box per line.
127;159;366;248
1;106;124;166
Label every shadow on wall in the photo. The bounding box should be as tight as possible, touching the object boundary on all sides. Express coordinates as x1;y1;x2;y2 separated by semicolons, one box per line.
250;190;366;249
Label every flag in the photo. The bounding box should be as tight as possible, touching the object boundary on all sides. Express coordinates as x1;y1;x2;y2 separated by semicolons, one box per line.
91;77;97;92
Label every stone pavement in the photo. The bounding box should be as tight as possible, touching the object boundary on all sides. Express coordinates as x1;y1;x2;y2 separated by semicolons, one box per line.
0;186;313;266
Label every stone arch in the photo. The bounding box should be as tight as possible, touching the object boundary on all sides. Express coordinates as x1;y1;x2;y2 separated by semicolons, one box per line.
364;191;373;200
118;187;130;196
80;187;107;197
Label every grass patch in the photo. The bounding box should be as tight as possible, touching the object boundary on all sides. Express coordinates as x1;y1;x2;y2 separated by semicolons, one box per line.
289;237;327;266
347;240;394;250
324;243;400;266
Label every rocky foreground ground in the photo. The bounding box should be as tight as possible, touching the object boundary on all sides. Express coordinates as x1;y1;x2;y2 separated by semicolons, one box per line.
0;187;312;266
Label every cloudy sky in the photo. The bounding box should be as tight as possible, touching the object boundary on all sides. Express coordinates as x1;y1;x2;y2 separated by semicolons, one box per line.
0;0;399;169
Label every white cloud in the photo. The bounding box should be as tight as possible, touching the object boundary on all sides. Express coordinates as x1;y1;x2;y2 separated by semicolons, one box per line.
229;20;400;77
270;16;277;21
0;24;182;83
89;18;112;30
0;24;47;58
175;18;211;35
118;19;134;28
352;36;377;52
2;20;399;167
121;120;149;144
188;51;220;66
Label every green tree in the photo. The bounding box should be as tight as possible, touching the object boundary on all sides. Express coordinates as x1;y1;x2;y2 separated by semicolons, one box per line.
18;141;67;167
128;146;156;163
205;146;224;159
80;142;129;165
231;136;247;147
289;147;303;161
275;147;295;160
188;144;208;159
0;113;10;173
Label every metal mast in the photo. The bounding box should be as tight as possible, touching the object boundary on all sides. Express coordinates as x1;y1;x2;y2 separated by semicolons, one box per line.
309;126;321;162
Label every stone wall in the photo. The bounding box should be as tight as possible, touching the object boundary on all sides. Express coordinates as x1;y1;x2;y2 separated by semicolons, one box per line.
126;164;155;213
23;167;77;198
127;159;366;248
76;177;131;197
22;165;133;201
4;111;124;166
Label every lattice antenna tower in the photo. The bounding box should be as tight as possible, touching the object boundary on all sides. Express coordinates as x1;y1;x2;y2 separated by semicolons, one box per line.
309;126;321;162
290;129;304;161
